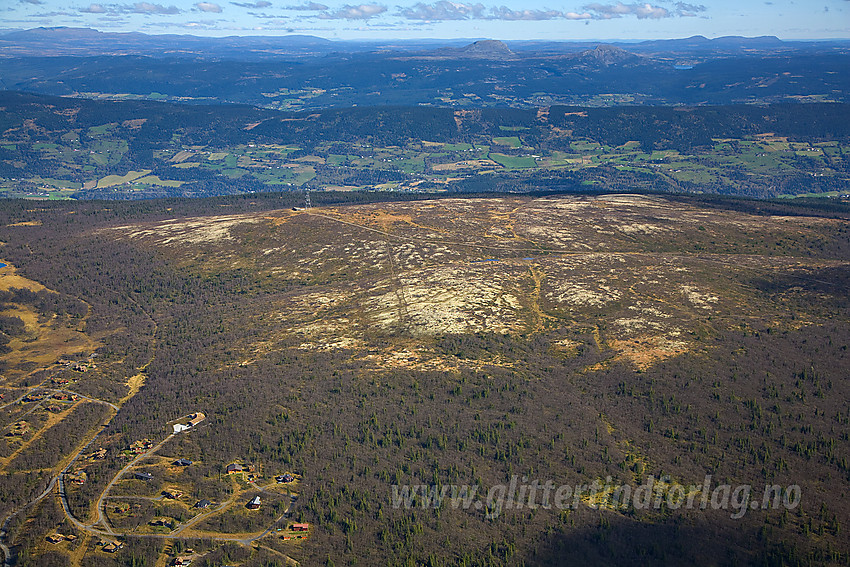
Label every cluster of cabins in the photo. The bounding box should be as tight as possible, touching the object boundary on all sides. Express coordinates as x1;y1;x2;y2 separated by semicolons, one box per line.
225;462;255;475
21;390;80;402
55;537;122;553
281;523;310;540
86;447;107;460
226;461;264;482
57;356;98;373
129;439;153;454
45;533;78;544
150;517;175;529
227;462;298;482
67;470;87;485
58;354;97;367
5;421;29;437
130;458;193;482
101;541;123;553
119;456;304;540
51;392;79;401
172;412;205;433
17;390;78;414
162;488;183;500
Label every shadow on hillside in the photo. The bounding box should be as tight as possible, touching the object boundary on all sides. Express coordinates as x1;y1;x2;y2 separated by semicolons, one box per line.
524;512;787;567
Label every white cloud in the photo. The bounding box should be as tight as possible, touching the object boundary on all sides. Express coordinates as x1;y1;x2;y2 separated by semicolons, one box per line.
80;3;107;12
195;1;223;12
132;2;181;14
396;1;692;21
142;17;223;28
399;2;579;20
582;2;676;19
319;3;386;19
78;2;181;14
285;1;328;8
399;1;484;20
487;6;562;20
674;1;706;12
67;0;708;24
231;0;272;7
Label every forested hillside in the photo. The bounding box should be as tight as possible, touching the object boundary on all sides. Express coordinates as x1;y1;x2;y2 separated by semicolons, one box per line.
0;193;847;566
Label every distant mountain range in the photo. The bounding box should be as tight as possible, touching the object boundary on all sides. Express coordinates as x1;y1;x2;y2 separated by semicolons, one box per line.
0;27;847;112
1;27;847;59
0;26;339;58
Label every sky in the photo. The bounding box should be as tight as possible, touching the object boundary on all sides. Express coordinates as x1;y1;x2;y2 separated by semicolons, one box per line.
3;0;850;40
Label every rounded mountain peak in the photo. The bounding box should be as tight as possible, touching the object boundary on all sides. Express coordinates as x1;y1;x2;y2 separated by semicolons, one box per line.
459;39;515;58
578;44;637;66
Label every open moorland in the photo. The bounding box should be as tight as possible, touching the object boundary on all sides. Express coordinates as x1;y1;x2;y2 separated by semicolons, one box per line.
0;192;847;566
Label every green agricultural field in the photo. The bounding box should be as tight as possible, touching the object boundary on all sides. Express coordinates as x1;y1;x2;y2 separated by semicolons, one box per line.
490;153;537;169
395;156;426;173
778;190;843;198
571;140;601;152
761;141;790;152
492;136;522;148
256;165;315;185
221;168;248;178
666;164;720;183
617;141;642;150
135;175;183;187
443;143;474;151
97;170;151;188
28;177;82;190
46;191;74;200
326;154;350;166
87;123;116;136
89;139;128;166
294;167;317;184
649;150;680;160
